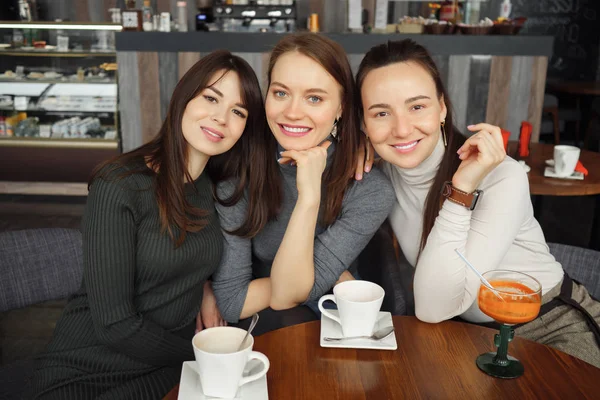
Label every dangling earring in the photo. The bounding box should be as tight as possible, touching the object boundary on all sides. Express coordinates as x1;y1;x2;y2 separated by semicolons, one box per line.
330;118;339;140
441;121;447;147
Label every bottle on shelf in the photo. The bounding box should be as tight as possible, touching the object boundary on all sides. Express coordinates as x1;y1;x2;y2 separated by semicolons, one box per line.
177;1;188;32
499;0;512;19
142;0;154;31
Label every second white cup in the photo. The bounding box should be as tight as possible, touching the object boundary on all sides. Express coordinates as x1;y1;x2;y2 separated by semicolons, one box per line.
554;145;580;177
318;280;384;337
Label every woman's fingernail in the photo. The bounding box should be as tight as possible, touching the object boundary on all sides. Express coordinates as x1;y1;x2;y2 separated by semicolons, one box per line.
365;165;371;173
467;124;474;128
356;173;362;180
279;151;284;155
277;158;282;163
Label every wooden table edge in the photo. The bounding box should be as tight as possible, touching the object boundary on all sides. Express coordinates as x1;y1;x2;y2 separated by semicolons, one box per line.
162;316;600;399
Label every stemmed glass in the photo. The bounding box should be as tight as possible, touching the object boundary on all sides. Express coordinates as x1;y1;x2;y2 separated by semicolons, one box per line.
476;270;542;379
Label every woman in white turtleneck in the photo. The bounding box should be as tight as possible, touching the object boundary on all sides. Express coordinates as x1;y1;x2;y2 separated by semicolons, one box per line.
355;39;600;368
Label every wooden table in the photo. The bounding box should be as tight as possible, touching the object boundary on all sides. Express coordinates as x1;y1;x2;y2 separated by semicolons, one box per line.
164;317;600;399
508;142;600;196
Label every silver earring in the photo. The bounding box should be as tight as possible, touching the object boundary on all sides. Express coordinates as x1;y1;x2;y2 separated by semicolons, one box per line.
331;118;339;140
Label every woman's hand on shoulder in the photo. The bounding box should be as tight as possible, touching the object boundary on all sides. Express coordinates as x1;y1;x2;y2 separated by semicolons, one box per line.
280;141;331;206
196;281;226;333
354;134;375;181
452;123;506;194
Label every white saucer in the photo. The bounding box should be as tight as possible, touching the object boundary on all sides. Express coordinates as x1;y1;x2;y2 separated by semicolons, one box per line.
543;166;584;180
178;360;268;400
320;311;397;350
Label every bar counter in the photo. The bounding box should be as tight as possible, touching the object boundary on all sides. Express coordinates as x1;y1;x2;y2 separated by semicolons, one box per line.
116;32;554;152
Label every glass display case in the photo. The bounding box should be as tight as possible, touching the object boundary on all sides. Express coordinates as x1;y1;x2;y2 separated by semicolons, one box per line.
0;21;122;191
0;21;121;150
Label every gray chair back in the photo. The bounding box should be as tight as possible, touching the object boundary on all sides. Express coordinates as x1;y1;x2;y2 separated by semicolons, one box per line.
0;228;83;312
548;242;600;300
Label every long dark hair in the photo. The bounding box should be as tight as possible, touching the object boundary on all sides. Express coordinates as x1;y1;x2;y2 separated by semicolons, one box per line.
90;50;281;246
356;39;467;254
267;33;361;226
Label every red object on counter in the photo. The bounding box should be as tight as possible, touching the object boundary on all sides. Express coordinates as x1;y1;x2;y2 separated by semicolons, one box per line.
500;129;510;151
519;121;532;158
575;161;588;176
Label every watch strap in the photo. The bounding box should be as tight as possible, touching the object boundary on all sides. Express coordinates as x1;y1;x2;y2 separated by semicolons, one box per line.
441;181;481;210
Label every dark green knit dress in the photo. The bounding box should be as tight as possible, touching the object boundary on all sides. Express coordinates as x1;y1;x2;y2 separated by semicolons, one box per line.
28;159;223;399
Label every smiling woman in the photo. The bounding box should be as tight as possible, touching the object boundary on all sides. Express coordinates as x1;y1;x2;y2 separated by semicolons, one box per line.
356;39;600;368
26;50;279;399
211;33;395;335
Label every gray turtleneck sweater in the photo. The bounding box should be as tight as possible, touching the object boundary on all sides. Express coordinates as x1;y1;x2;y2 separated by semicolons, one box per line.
382;136;563;324
212;143;395;323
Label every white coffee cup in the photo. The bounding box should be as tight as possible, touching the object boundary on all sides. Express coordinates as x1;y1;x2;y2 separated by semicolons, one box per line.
192;326;269;399
318;280;384;337
554;145;580;177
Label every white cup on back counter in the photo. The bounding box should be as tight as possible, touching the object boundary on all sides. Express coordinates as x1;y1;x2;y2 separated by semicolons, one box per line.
318;280;384;337
554;145;580;177
192;326;269;399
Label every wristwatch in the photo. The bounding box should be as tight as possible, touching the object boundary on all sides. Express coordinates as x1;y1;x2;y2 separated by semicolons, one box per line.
441;181;483;211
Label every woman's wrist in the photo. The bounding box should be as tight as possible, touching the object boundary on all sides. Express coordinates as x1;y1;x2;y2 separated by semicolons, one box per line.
451;178;476;194
297;193;321;210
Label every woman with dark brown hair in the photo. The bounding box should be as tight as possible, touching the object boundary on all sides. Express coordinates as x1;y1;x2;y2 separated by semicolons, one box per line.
28;50;278;399
357;39;600;367
211;33;394;333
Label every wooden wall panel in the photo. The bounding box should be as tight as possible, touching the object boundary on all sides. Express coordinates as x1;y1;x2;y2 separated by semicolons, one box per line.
121;48;549;153
447;55;470;132
348;54;363;77
467;56;491;130
117;51;142;152
261;52;271;94
485;56;512;130
137;52;162;145
432;55;450;88
506;56;533;139
158;52;179;120
528;56;549;143
178;52;202;80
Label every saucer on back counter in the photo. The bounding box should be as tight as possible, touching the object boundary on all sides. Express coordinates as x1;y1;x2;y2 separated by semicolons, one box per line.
320;311;397;350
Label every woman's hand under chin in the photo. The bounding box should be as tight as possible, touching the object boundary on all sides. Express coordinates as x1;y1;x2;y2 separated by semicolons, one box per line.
451;123;506;194
279;140;332;206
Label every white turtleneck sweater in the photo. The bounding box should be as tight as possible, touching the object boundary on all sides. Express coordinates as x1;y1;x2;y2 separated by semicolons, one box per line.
382;136;564;323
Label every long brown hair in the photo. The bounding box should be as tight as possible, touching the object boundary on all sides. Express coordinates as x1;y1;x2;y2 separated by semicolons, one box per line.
90;50;281;246
356;39;467;254
267;33;361;225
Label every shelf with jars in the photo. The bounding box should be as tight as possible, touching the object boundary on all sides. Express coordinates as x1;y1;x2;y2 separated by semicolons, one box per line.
0;21;122;191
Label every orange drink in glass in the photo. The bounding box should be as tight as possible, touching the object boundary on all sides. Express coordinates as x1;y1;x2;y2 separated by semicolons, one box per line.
476;271;542;379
